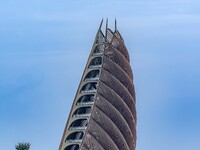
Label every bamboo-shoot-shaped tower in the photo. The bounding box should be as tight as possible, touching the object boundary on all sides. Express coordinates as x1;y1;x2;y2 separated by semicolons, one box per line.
59;20;136;150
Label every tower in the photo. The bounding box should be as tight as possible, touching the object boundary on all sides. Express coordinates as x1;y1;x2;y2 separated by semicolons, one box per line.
59;20;136;150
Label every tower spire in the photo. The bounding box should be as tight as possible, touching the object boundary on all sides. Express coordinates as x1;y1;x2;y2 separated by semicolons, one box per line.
105;18;108;42
115;18;117;33
106;18;108;30
99;18;103;31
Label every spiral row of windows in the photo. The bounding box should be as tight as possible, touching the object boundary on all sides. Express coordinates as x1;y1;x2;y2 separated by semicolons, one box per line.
64;47;103;150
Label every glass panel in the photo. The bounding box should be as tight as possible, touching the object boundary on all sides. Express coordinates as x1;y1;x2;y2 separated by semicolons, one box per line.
89;57;102;67
66;131;84;140
64;144;79;150
80;82;97;93
69;119;88;128
85;70;100;81
77;95;95;104
73;107;92;116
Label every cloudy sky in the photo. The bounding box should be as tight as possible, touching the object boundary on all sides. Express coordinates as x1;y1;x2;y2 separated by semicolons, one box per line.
0;0;200;149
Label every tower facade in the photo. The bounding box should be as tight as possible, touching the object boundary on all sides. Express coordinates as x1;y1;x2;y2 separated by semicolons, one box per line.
59;20;136;150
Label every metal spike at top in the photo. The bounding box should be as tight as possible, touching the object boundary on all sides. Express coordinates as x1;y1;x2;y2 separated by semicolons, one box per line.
105;18;108;42
115;18;117;33
106;18;108;29
95;19;104;43
99;18;103;31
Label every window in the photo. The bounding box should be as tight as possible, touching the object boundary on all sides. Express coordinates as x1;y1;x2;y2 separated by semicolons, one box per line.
89;57;102;67
64;144;79;150
76;95;95;105
85;70;100;81
69;119;88;128
80;82;97;93
66;131;84;141
73;107;92;116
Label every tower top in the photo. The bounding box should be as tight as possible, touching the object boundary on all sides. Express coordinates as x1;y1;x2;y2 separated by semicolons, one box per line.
98;18;118;34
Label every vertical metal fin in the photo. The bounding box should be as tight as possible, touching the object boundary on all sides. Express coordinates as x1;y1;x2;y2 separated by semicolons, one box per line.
115;18;117;33
99;19;104;31
105;18;108;42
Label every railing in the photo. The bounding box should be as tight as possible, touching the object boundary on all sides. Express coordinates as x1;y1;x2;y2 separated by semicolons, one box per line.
69;126;87;131
81;89;97;93
74;113;91;118
93;52;103;56
85;77;99;81
76;101;94;106
66;139;82;143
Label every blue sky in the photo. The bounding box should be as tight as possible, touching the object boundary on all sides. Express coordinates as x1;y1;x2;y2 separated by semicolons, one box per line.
0;0;200;149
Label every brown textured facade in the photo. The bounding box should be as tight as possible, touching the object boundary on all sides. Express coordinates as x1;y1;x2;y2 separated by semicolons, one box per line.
59;20;136;150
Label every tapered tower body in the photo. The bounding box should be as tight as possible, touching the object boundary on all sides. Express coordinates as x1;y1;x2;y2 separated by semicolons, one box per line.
59;20;136;150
